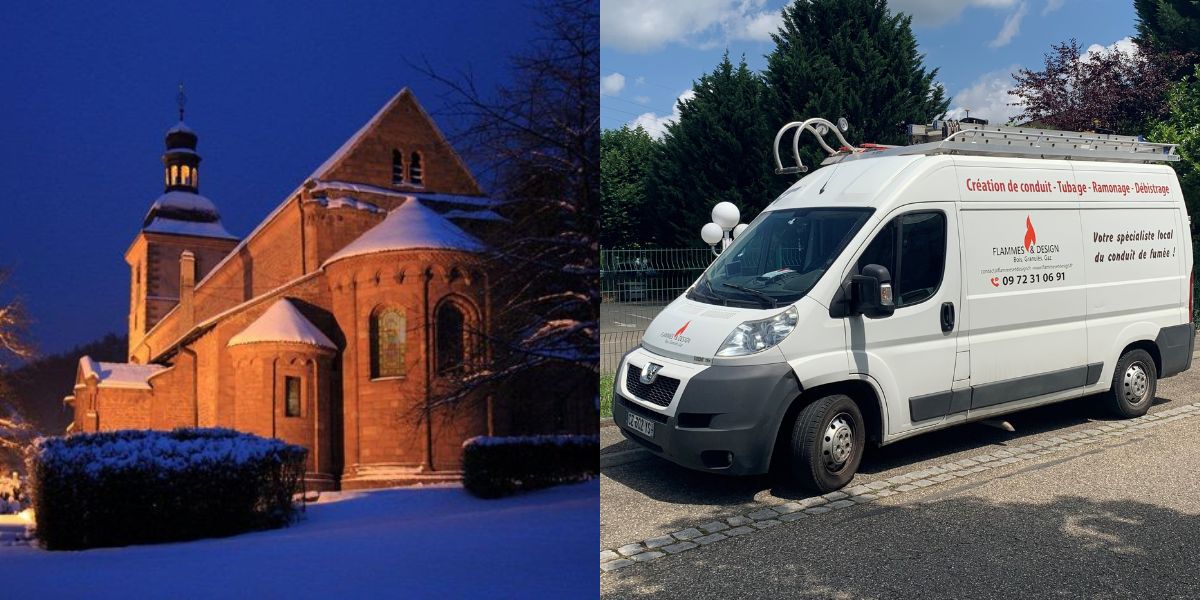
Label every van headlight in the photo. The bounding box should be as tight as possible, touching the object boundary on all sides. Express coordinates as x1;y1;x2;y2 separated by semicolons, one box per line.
716;306;799;357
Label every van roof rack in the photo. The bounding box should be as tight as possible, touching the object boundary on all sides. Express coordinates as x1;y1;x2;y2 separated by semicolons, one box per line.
774;118;1179;175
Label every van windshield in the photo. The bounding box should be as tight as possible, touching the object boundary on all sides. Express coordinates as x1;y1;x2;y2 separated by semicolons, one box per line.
689;207;874;308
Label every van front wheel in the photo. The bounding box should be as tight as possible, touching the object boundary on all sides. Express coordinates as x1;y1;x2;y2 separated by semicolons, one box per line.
1106;349;1157;418
789;394;865;493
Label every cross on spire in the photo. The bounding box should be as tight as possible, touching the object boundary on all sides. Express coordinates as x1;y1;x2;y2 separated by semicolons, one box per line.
177;82;187;121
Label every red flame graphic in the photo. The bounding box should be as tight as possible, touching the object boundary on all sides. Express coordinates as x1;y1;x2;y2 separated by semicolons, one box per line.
1023;216;1036;251
674;321;692;338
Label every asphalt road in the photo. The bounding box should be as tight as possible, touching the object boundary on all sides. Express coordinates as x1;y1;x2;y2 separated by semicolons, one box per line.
601;359;1200;599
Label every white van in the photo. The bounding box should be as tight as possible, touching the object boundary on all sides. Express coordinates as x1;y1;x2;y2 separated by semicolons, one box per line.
614;119;1195;492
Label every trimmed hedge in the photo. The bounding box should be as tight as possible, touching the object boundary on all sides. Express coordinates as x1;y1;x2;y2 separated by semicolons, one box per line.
462;435;598;498
27;428;306;550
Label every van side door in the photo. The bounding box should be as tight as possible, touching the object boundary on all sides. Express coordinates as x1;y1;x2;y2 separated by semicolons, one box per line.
844;203;963;434
959;206;1089;412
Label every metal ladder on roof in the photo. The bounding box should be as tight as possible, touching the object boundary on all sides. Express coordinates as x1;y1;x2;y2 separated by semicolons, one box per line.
773;118;1180;176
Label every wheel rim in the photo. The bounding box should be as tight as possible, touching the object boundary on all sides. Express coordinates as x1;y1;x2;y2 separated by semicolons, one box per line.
1122;362;1151;405
822;412;855;470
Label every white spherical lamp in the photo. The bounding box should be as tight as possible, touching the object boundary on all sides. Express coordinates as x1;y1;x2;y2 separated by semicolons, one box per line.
701;222;724;246
711;202;740;230
732;223;749;239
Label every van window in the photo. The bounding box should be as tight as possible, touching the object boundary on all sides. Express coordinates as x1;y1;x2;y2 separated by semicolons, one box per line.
691;208;874;307
857;211;946;308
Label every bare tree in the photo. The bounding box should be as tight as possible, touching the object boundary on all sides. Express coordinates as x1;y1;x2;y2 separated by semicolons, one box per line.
417;0;599;424
0;268;34;454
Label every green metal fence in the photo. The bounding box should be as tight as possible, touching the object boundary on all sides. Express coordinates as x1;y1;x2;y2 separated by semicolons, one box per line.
600;248;713;374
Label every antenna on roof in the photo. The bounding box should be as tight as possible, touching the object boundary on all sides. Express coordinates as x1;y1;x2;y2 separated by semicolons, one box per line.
177;82;187;121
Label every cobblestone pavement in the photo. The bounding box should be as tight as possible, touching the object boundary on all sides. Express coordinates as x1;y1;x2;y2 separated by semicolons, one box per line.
601;361;1200;598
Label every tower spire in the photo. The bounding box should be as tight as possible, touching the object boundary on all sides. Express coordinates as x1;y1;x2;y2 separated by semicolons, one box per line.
177;82;186;122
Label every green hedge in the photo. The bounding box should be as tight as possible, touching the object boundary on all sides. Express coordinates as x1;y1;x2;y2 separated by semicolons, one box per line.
462;435;599;499
27;428;307;550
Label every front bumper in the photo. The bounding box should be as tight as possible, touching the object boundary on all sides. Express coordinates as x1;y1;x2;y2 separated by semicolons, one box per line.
613;348;801;475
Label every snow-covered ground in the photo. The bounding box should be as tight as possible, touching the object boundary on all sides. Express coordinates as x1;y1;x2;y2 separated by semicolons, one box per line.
0;480;598;598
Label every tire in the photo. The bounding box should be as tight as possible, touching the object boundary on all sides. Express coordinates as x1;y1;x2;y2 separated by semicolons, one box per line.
788;394;865;493
1106;349;1157;418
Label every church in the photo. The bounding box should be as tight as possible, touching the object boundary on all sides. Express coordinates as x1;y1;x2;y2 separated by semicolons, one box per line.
64;88;580;489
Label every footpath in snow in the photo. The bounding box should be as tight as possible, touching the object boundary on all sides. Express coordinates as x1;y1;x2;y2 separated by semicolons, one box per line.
0;480;599;598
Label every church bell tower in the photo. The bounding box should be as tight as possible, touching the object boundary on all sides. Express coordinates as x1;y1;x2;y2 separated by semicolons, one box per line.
125;85;240;362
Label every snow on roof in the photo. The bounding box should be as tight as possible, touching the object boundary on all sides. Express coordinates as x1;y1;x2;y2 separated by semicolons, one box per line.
323;198;485;266
227;299;336;349
79;357;166;390
144;217;238;239
149;190;219;215
409;192;504;209
306;195;383;213
443;209;508;223
310;180;501;209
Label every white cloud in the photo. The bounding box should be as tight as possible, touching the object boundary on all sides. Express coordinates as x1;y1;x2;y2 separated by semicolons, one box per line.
633;95;651;104
1083;36;1137;59
889;0;1018;27
601;72;627;96
634;76;646;85
1042;0;1065;15
944;65;1024;125
988;1;1028;48
600;0;782;53
629;90;696;139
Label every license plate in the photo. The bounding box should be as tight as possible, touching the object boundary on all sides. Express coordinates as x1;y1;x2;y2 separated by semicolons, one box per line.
626;412;655;438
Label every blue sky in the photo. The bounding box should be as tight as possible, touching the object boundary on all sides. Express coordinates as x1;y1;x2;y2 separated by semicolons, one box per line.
0;1;543;355
601;0;1138;136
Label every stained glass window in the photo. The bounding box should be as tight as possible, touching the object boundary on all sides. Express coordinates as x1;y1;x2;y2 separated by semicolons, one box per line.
284;376;301;417
371;308;406;378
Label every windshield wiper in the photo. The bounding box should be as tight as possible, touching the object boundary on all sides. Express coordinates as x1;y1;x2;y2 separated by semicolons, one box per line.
694;278;728;305
721;283;777;308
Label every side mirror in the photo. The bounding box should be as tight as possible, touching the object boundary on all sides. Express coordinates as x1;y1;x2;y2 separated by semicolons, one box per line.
849;264;895;318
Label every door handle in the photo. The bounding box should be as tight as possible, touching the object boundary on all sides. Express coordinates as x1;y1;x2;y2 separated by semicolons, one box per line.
940;302;955;332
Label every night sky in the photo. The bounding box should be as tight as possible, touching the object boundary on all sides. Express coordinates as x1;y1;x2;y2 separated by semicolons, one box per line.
0;1;544;356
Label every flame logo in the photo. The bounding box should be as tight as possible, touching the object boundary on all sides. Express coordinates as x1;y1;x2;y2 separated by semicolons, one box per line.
1023;216;1036;251
674;321;691;338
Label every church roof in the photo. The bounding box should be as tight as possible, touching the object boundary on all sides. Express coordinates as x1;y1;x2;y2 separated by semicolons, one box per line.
79;357;165;390
227;299;336;349
141;191;236;239
323;197;486;266
143;217;237;239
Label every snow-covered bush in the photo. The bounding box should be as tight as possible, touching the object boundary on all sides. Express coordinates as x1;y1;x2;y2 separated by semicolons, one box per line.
27;428;307;550
462;434;598;498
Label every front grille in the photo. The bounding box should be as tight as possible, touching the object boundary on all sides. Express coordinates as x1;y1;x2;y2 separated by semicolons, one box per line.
625;364;681;408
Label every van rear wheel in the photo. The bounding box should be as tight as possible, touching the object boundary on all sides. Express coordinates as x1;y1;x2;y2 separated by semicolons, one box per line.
1106;349;1157;418
789;394;865;493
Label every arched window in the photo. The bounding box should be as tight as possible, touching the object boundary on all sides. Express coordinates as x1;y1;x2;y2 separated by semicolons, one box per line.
181;165;191;186
170;165;179;186
409;152;423;186
370;307;406;378
192;166;198;187
436;302;466;374
391;149;405;185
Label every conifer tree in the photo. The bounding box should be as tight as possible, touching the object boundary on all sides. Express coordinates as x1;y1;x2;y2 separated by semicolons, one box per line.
648;53;782;247
764;0;948;175
1136;0;1200;58
600;125;658;248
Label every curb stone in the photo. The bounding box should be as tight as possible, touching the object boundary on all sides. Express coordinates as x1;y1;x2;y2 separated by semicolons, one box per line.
600;400;1200;573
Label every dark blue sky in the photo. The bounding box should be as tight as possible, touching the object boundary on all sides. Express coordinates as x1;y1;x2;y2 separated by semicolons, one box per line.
0;1;543;355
